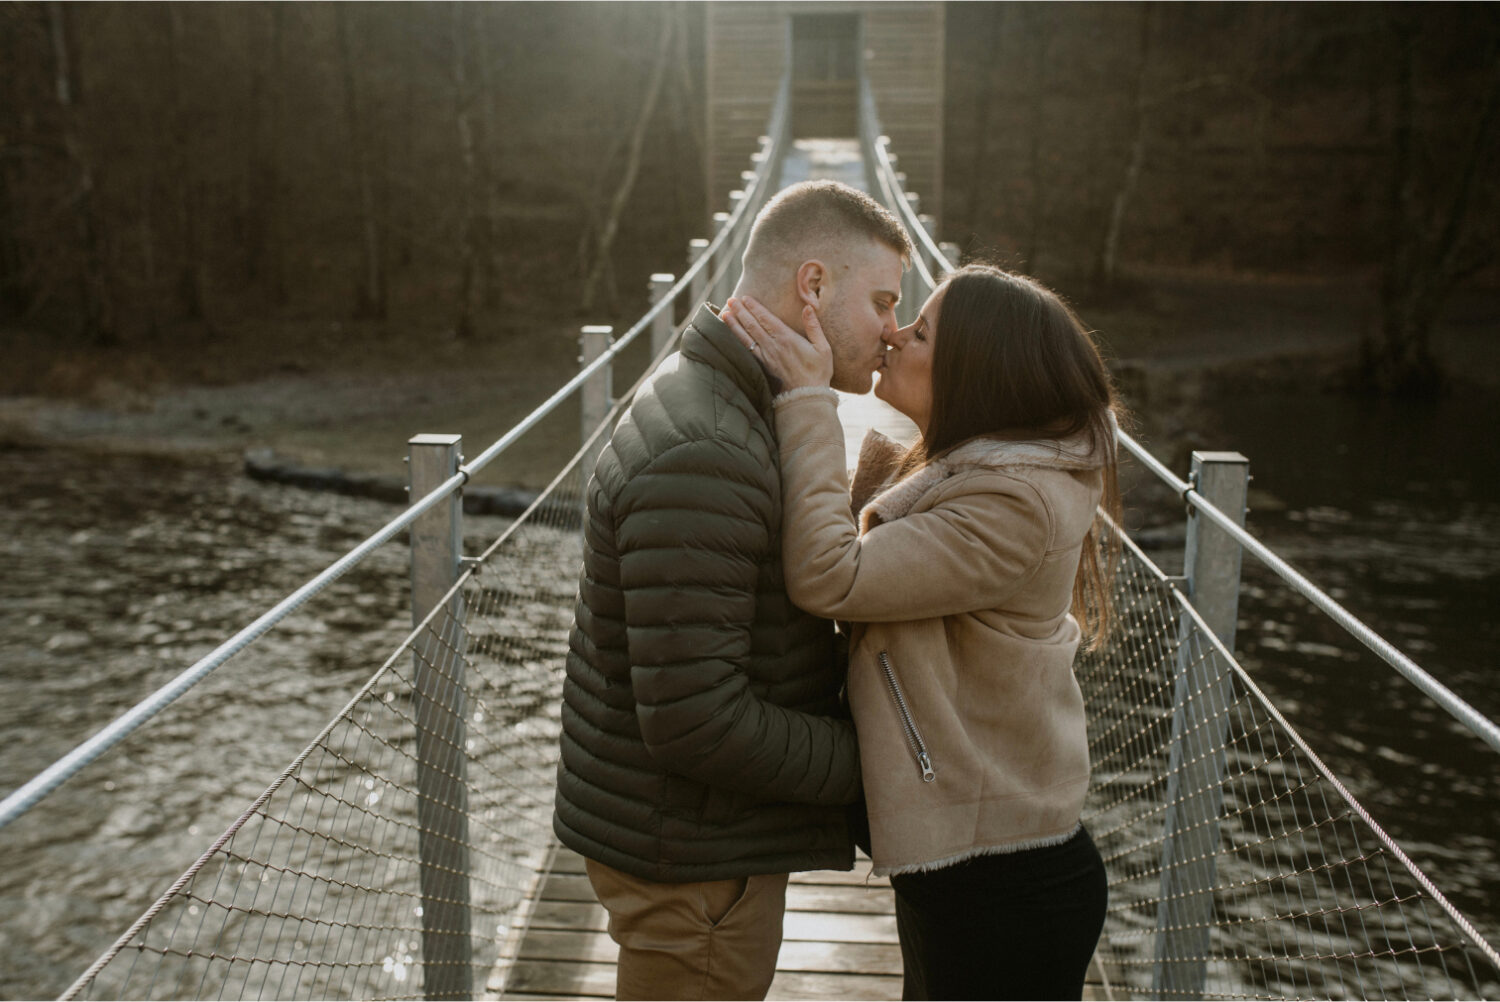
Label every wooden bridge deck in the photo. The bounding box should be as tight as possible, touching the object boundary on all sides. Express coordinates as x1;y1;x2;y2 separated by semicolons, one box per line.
491;844;1111;1000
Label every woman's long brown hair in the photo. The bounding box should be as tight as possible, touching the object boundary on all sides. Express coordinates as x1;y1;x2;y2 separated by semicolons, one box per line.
905;264;1127;647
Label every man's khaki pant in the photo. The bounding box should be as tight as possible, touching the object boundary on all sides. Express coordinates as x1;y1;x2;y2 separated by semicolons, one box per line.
585;858;789;1001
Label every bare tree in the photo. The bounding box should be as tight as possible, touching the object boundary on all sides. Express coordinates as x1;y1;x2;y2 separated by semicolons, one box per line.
664;1;704;240
965;5;1008;244
165;7;212;326
0;7;35;316
1021;6;1055;271
245;5;287;304
475;4;506;310
452;2;482;339
580;9;674;313
1367;14;1500;395
47;2;115;343
336;6;386;320
1094;3;1154;290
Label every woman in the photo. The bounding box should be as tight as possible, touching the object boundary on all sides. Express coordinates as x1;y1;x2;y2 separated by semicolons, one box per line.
722;264;1123;1001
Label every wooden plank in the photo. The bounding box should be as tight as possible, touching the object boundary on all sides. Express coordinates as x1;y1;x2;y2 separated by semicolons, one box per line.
776;939;902;976
529;901;898;944
502;959;616;998
547;847;887;886
513;929;902;977
783;910;899;944
786;883;893;914
791;867;888;887
541;872;891;912
508;848;1111;1001
528;899;609;932
767;969;902;1001
541;872;599;902
516;928;619;965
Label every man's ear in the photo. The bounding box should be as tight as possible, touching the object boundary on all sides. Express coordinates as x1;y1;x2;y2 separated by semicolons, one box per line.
795;260;826;309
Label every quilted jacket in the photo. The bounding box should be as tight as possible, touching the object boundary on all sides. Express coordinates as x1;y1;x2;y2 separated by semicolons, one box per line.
552;306;862;882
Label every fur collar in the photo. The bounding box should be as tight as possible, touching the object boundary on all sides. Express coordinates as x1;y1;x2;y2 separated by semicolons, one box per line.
855;426;1109;532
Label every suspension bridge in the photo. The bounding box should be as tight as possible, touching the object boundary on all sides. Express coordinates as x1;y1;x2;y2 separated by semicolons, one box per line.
4;64;1500;1002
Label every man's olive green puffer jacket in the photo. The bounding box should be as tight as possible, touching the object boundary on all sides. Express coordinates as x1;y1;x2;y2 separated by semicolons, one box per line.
553;306;862;882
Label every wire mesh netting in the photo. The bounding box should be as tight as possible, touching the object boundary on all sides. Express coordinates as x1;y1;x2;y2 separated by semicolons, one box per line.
64;459;589;1001
1078;523;1500;1000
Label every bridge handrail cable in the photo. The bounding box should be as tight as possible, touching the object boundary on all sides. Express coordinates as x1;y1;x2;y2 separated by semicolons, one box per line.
857;74;1500;757
0;73;795;834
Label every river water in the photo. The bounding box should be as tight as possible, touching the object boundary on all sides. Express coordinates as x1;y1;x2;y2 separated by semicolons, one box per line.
0;447;521;1000
1;384;1497;999
1185;385;1500;949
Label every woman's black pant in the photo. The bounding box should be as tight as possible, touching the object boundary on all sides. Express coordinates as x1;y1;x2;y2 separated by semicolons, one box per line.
888;826;1108;1001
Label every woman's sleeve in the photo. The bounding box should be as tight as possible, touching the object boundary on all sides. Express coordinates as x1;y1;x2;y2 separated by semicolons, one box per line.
775;391;1051;622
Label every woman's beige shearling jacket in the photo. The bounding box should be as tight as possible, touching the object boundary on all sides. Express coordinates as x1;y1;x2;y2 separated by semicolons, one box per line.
774;389;1106;877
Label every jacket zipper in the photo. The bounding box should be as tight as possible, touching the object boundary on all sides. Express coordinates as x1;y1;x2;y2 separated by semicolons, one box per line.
877;651;935;782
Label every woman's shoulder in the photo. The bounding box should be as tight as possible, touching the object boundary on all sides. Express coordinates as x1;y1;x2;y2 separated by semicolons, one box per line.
935;464;1102;547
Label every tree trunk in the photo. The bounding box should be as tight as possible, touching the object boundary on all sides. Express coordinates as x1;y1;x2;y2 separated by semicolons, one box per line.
245;5;285;303
48;2;116;344
0;130;24;316
581;11;673;313
336;7;386;321
476;4;505;310
394;9;418;272
666;2;703;240
245;7;267;286
452;2;481;340
1022;6;1055;271
1370;19;1500;395
165;7;210;326
1094;3;1154;291
965;6;1006;240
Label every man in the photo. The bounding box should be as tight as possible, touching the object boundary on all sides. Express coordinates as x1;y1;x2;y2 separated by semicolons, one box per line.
553;180;912;1000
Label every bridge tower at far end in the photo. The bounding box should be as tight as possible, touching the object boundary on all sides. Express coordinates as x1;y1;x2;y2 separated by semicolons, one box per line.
704;2;945;221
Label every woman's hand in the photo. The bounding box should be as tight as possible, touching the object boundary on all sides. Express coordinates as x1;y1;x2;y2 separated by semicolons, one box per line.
722;296;834;390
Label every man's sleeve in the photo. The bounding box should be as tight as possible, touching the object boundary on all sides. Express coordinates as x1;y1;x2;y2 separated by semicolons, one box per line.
616;436;862;807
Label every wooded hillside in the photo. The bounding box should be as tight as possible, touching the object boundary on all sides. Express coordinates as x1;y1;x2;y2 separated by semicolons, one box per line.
2;3;1494;393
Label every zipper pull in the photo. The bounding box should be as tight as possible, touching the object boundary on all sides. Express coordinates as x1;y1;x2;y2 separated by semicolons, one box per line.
918;752;935;783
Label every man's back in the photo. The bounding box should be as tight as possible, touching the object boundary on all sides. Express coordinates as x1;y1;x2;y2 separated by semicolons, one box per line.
553;307;860;884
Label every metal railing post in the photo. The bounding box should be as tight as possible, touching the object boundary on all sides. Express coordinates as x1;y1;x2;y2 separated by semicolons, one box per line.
938;241;961;275
1153;451;1250;998
710;212;731;305
579;325;614;487
687;239;710;317
917;213;938;298
918;214;937;261
900;194;923;324
649;274;675;358
407;433;471;1001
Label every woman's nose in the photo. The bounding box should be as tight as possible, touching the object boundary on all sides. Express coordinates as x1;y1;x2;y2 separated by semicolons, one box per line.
884;323;914;349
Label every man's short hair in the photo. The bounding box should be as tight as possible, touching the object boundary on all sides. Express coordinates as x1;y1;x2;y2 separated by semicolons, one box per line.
743;180;913;278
